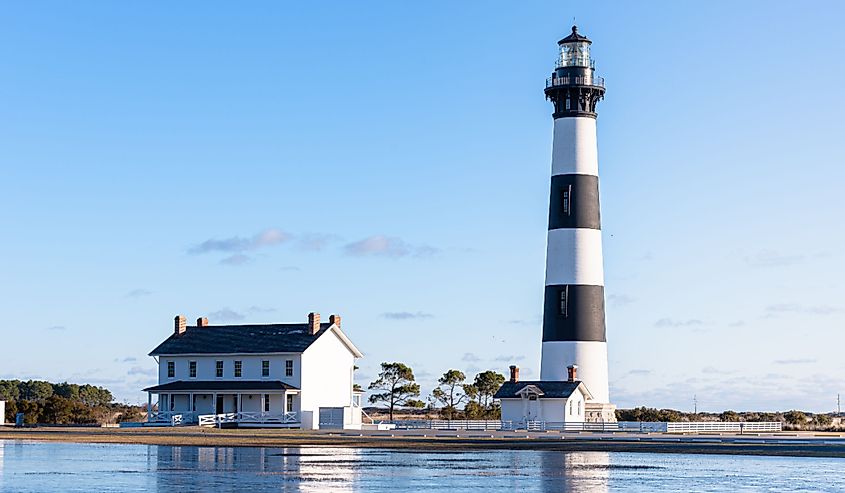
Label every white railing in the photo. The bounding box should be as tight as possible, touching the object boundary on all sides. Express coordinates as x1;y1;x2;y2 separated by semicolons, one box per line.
148;411;198;424
665;422;782;433
391;420;782;433
546;75;605;88
197;412;299;427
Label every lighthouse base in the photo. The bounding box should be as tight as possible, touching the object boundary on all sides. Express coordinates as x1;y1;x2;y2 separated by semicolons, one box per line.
585;402;617;423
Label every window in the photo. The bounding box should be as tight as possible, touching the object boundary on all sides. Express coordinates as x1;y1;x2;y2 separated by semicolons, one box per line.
562;186;571;216
569;400;574;415
167;361;175;378
577;401;582;415
286;394;294;413
262;360;270;378
264;394;270;413
560;286;569;317
216;361;223;378
234;360;242;378
285;360;294;377
189;361;197;378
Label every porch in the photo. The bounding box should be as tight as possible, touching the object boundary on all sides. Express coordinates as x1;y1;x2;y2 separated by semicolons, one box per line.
143;380;300;427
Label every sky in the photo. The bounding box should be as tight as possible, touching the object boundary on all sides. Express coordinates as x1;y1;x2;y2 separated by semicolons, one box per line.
1;1;843;412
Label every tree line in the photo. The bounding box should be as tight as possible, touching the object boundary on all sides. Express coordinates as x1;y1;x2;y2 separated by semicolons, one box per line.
1;379;142;425
366;362;505;420
616;407;840;430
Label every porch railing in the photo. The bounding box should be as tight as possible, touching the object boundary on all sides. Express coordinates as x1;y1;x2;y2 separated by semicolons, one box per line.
197;412;299;427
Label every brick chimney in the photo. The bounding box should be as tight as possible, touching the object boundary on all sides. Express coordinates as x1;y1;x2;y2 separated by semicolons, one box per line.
567;364;578;382
509;365;519;383
329;314;341;328
308;312;321;335
174;315;187;336
196;317;209;327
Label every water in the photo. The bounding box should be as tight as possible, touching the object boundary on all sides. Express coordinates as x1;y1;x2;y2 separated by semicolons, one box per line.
1;440;843;492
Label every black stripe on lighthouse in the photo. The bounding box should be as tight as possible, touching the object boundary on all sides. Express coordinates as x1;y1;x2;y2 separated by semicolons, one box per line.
542;284;607;342
548;174;601;230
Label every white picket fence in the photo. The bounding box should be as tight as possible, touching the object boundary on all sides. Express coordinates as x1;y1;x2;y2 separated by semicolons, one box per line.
390;420;782;433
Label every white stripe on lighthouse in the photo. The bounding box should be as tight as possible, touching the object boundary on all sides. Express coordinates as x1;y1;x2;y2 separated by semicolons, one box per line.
541;341;609;403
551;117;598;177
544;228;604;286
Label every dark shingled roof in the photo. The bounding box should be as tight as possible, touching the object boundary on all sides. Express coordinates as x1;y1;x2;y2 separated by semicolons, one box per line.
494;380;582;399
148;323;332;356
558;25;592;45
144;380;299;392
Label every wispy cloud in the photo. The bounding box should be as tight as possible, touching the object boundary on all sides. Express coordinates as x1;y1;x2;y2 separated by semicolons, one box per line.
208;308;246;322
344;235;438;258
298;233;340;252
702;366;734;375
654;318;703;328
774;358;817;365
627;369;652;376
189;228;292;255
765;304;840;316
127;367;156;377
381;311;434;320
205;306;276;323
125;288;152;298
220;254;251;266
45;325;66;331
494;355;526;362
744;250;804;268
729;320;746;327
246;306;275;314
462;353;481;362
279;266;301;272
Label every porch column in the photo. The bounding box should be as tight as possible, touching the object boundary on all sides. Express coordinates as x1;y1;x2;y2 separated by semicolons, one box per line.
212;393;217;414
147;393;152;422
260;394;265;416
237;393;242;413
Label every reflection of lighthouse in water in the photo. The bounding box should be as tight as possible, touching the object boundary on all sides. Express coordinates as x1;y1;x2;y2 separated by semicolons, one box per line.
539;26;615;421
539;451;611;493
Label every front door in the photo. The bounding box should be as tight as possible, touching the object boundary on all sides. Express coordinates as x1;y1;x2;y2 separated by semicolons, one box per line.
216;395;223;414
526;396;538;420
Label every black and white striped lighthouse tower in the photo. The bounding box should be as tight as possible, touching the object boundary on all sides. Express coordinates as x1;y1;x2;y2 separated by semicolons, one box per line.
540;26;613;416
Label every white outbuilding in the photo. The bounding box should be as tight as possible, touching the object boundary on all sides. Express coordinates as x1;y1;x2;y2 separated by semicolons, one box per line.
495;365;594;425
144;312;364;429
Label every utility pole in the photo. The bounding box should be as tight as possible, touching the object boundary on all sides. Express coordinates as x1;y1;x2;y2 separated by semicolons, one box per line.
838;394;841;415
694;395;698;414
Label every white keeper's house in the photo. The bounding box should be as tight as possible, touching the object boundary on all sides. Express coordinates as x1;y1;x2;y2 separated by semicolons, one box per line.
495;365;595;425
144;312;364;429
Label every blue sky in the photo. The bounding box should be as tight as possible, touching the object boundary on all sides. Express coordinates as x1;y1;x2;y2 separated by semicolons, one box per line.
1;1;843;412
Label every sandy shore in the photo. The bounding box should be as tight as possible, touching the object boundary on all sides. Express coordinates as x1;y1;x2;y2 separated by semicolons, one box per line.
1;426;844;458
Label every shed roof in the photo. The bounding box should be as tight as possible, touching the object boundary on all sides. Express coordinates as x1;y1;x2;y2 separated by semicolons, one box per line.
494;380;585;399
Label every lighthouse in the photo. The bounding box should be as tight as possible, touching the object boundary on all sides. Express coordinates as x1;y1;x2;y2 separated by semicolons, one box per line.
539;26;615;419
